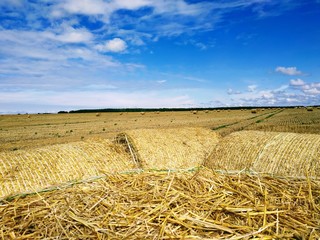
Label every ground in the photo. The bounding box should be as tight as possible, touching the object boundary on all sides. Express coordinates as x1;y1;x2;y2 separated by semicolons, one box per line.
1;108;320;151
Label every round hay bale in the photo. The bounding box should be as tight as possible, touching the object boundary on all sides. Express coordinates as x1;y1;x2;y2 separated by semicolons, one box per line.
192;110;198;114
251;109;257;114
140;112;145;115
307;107;313;111
116;127;220;170
206;130;320;177
96;113;101;117
0;139;134;198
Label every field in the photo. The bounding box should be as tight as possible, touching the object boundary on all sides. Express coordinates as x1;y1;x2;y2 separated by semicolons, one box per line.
1;108;320;238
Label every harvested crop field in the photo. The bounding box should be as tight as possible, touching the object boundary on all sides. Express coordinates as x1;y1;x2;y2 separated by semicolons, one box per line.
206;131;320;178
1;169;319;239
1;109;320;238
117;127;220;169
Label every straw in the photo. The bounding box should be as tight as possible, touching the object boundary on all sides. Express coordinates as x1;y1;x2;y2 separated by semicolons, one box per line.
1;168;319;239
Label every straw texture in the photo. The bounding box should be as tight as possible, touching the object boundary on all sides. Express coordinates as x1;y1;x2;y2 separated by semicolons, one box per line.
117;127;220;170
0;138;135;199
1;169;319;239
206;131;320;177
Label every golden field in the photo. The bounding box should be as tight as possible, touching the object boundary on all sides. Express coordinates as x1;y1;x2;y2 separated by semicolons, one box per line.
0;108;320;239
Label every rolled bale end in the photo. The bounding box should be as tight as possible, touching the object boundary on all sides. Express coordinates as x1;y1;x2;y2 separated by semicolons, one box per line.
117;127;221;170
192;110;198;114
307;107;313;111
96;113;101;117
205;130;320;178
0;138;135;198
251;109;257;114
140;112;145;115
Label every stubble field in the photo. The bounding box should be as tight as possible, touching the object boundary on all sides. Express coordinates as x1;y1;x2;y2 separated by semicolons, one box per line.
1;108;319;239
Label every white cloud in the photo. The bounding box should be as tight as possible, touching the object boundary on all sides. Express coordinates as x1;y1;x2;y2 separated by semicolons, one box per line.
157;80;167;84
301;82;320;95
289;79;320;96
303;88;320;95
290;78;305;86
46;27;93;43
61;0;107;15
247;85;257;92
223;83;320;106
0;89;195;112
227;88;241;95
275;66;302;75
96;38;127;53
113;0;151;10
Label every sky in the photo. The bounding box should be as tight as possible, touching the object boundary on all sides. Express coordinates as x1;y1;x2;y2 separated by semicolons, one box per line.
0;0;320;113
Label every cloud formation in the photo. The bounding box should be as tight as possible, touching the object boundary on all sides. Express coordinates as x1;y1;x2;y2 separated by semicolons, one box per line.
0;0;318;112
290;78;305;86
247;85;257;92
275;66;302;76
96;38;128;53
227;88;241;95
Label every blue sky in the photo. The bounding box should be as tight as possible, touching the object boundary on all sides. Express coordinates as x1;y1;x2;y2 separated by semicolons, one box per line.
0;0;320;113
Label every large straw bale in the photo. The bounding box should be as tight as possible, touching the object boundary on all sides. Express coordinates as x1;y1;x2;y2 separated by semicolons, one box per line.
0;169;319;239
0;138;134;198
116;127;220;169
206;130;320;177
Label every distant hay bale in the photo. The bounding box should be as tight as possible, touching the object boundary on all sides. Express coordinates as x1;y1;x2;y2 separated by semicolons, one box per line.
251;109;257;114
206;131;320;177
192;110;198;114
140;112;145;115
27;115;31;118
307;107;313;111
204;110;209;113
116;127;220;170
0;139;134;198
96;113;101;116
